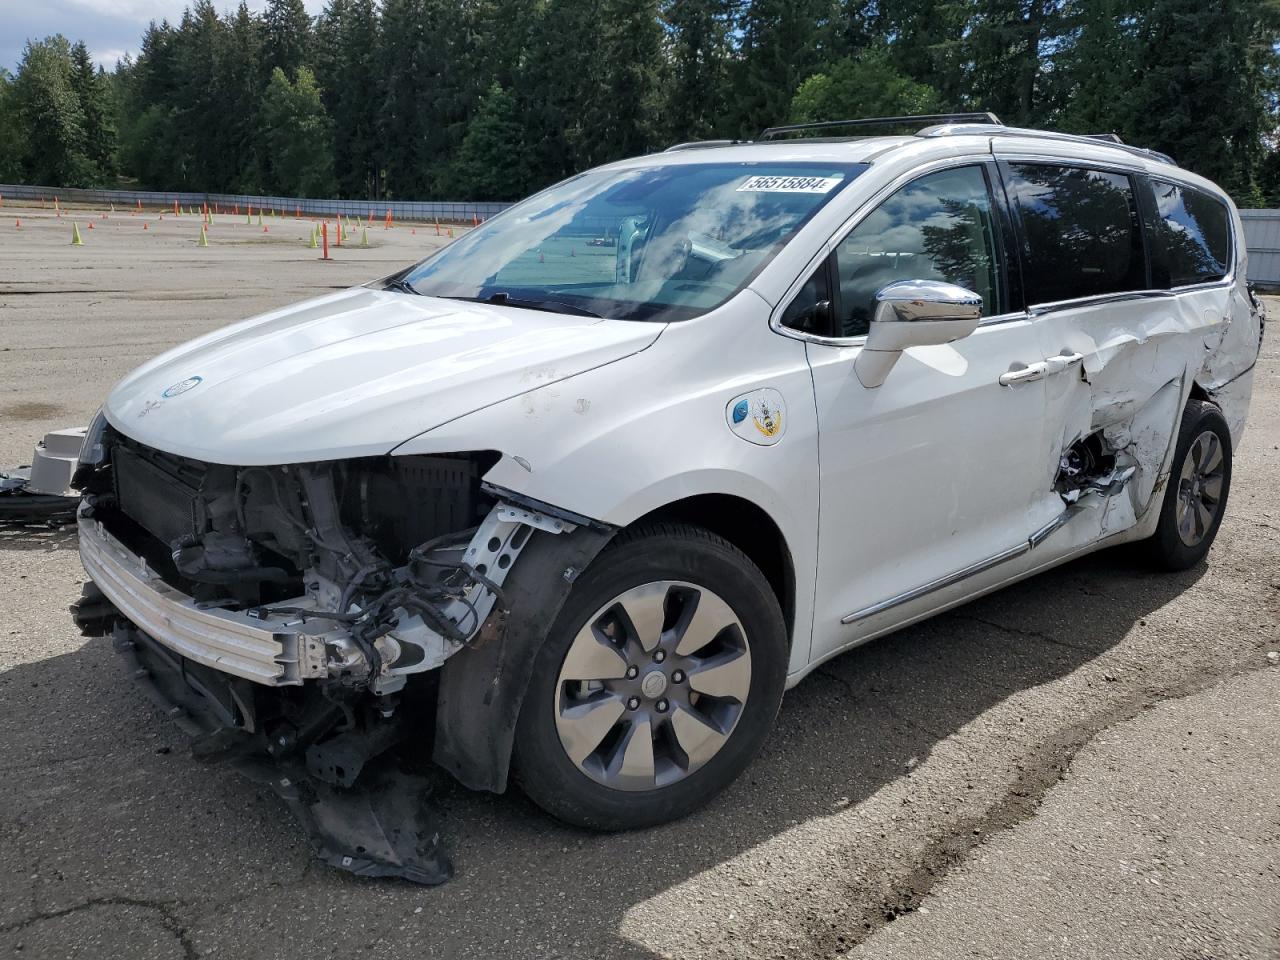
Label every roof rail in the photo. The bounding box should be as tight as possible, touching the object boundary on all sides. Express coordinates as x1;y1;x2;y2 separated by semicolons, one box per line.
664;139;745;152
917;123;1176;166
759;113;1002;141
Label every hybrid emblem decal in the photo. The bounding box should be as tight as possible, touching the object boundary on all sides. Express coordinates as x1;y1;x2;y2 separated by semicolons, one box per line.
726;388;786;446
162;376;203;398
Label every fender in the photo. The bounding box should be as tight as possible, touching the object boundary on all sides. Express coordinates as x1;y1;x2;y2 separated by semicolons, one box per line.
433;519;616;793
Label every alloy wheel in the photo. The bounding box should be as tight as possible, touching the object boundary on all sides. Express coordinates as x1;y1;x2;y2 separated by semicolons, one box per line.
1175;429;1225;547
553;580;752;791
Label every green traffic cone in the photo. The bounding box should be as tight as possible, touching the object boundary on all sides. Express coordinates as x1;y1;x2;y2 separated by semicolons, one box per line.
71;222;83;245
360;226;369;248
309;224;318;249
198;225;208;247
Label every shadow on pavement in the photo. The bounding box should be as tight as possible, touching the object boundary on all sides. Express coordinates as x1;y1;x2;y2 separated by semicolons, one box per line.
0;545;1205;958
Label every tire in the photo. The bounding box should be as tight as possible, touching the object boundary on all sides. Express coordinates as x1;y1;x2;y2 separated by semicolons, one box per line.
1143;399;1232;570
513;522;787;830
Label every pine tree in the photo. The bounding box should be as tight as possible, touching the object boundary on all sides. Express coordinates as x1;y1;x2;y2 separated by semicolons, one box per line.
964;0;1072;126
517;0;599;186
71;41;118;181
317;0;384;198
221;3;267;193
580;0;664;166
728;0;837;137
1055;0;1141;134
661;0;736;142
264;0;313;77
1125;0;1279;198
379;0;433;198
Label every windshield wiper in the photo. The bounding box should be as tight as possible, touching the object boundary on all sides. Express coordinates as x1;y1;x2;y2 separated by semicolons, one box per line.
446;292;602;318
383;275;421;295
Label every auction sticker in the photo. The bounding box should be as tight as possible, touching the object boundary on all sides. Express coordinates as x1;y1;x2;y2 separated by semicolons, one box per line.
737;175;842;193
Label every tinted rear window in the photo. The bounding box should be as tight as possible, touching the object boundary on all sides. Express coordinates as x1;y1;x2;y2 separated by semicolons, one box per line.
1005;164;1146;305
1147;179;1232;287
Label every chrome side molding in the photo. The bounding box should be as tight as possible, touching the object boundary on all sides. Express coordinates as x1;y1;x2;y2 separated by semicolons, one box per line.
840;505;1092;625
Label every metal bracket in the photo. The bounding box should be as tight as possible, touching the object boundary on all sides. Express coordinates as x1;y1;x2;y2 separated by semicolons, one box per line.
370;501;570;694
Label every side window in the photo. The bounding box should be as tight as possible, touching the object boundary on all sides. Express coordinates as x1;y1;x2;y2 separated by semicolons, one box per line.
833;166;1003;338
780;261;833;335
1146;179;1231;287
1005;163;1145;304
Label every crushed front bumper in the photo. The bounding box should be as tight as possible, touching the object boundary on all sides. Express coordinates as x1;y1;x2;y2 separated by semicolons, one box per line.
78;514;332;685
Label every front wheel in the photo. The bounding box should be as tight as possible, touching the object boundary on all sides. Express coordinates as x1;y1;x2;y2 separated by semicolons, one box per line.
1143;399;1232;570
513;523;787;830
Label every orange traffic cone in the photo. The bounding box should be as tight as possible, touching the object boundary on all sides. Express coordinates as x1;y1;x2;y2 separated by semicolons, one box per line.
87;221;94;230
143;222;149;230
14;219;20;229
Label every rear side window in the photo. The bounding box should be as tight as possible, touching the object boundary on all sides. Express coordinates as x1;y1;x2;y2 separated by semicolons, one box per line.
1146;179;1232;287
1005;164;1146;305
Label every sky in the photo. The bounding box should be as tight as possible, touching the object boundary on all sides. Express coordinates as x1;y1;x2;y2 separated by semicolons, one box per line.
1;0;328;73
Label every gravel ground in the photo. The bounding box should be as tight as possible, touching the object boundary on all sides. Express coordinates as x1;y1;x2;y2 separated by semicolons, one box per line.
1;205;1277;959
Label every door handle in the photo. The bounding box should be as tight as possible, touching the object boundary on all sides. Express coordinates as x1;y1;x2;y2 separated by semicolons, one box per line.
999;352;1084;387
1043;351;1085;375
999;362;1047;385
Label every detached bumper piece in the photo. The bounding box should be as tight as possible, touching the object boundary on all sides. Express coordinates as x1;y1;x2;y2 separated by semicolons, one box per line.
107;619;453;886
0;429;86;525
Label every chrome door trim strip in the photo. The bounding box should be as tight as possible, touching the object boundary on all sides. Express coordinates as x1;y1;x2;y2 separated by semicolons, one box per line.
840;510;1076;625
840;542;1029;624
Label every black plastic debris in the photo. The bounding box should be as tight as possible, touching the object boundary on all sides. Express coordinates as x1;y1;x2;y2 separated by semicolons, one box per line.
0;465;79;525
108;623;454;886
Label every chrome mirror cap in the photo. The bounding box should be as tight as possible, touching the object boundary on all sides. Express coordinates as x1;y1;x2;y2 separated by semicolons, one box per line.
855;280;983;388
872;279;983;324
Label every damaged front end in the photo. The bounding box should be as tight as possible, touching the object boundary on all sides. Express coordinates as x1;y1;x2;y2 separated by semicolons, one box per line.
72;426;590;883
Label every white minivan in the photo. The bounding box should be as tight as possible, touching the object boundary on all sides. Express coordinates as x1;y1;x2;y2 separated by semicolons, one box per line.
73;115;1261;878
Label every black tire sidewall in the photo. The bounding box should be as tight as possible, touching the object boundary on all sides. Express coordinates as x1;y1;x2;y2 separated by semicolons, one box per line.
513;524;788;831
1149;400;1232;570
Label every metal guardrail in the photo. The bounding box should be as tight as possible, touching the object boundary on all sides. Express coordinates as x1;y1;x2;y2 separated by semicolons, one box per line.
6;181;1280;285
0;182;513;224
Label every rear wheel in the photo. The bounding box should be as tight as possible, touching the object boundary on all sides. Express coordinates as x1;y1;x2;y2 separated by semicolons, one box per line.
513;523;787;830
1143;399;1232;570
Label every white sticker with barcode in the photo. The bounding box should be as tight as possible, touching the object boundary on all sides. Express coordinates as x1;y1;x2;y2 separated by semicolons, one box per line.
737;175;842;194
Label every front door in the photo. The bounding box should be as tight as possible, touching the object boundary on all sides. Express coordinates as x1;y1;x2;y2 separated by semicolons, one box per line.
796;163;1066;661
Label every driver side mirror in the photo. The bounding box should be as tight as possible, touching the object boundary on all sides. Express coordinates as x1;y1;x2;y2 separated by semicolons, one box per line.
853;279;982;388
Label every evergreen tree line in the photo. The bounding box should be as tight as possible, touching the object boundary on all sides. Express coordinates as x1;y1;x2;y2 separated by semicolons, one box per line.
2;0;1279;205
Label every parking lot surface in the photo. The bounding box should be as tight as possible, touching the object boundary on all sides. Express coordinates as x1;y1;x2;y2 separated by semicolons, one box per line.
1;206;1277;959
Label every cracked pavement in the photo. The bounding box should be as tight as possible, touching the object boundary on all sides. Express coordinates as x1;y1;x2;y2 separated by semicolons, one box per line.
1;208;1278;959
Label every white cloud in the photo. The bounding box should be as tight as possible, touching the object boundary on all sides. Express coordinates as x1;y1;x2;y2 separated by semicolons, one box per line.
90;46;129;67
60;0;328;23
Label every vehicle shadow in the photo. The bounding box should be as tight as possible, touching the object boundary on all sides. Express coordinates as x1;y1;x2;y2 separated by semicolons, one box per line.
0;548;1205;959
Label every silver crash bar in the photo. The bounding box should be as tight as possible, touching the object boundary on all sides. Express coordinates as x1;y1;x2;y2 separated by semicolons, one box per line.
78;516;332;686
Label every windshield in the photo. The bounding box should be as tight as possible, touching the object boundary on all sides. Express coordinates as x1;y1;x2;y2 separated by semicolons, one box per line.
401;161;867;321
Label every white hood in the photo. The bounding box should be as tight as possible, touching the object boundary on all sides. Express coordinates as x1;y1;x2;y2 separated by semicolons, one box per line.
104;286;664;465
